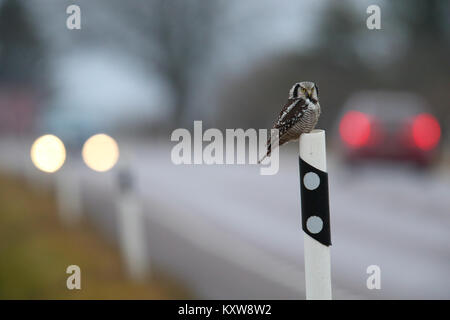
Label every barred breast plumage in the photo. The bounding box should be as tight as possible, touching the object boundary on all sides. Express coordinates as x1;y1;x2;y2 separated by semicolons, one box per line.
282;104;320;141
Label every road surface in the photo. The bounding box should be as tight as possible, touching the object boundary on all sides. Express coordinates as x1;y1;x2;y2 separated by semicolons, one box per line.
1;137;449;299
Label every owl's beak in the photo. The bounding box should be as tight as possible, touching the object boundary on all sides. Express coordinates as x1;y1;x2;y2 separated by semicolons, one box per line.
306;89;313;99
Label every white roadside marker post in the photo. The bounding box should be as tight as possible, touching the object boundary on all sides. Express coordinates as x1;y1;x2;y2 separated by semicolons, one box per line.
299;129;332;300
116;167;150;281
55;161;83;226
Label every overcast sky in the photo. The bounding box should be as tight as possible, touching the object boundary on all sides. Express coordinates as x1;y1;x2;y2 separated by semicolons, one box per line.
21;0;388;133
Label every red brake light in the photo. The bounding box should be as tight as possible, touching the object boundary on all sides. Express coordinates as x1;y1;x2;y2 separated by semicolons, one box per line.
412;113;441;151
339;111;371;148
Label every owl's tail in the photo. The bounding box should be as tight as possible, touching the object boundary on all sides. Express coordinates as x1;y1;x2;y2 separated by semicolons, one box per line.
258;131;283;164
258;139;282;164
258;144;272;164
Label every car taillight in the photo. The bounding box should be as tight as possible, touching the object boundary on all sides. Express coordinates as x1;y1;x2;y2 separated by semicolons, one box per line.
339;111;371;148
411;113;441;151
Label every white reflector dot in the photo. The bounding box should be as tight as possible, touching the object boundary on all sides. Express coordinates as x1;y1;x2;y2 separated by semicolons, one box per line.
303;172;320;190
306;216;323;234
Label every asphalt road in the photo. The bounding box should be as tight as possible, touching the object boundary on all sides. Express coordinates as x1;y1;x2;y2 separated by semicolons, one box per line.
1;138;449;299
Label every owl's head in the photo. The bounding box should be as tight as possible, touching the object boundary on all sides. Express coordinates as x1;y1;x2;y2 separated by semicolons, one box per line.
289;81;319;101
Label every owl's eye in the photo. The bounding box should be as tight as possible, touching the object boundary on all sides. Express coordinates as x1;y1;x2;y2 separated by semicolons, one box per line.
301;87;307;94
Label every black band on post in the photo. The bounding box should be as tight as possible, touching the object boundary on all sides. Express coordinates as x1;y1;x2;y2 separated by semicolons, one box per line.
118;168;133;194
299;157;331;246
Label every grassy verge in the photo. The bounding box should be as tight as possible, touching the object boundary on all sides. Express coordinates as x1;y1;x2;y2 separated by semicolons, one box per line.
0;174;189;299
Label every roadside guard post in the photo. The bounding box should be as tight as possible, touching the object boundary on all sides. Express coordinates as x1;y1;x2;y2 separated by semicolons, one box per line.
299;129;332;300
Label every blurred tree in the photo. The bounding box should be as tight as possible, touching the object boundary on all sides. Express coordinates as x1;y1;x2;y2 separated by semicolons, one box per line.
218;0;450;138
0;0;44;84
114;0;225;127
312;0;450;138
0;0;47;135
386;0;450;133
390;0;450;45
315;0;362;64
314;0;450;69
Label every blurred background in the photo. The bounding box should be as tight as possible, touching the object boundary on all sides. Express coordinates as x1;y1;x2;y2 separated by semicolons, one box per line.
0;0;449;299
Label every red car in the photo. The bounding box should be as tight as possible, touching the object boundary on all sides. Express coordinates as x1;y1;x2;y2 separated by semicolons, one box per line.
336;91;441;167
